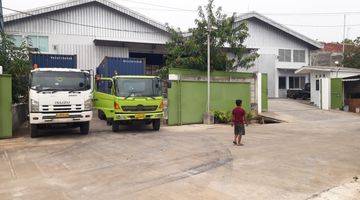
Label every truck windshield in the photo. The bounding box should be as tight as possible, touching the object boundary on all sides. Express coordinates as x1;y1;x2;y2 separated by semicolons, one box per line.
115;78;162;97
31;71;91;92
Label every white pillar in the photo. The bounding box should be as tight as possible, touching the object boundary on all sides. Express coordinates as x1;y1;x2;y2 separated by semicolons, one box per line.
257;72;262;114
320;78;330;110
274;69;279;98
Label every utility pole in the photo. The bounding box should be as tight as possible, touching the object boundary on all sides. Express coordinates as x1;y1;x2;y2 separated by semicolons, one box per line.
0;0;4;33
342;14;346;67
206;11;211;124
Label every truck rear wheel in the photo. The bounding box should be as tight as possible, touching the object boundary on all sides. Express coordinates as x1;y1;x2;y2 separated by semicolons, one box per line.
152;119;161;131
112;122;120;132
30;124;40;138
80;122;90;135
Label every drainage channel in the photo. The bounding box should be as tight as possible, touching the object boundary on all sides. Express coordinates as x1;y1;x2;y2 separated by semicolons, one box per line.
256;115;284;124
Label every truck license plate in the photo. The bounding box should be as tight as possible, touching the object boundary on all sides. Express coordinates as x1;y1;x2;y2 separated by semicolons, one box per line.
56;113;69;118
135;114;145;119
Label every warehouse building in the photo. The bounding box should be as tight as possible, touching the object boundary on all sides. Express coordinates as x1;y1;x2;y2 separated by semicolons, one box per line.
235;12;323;98
4;0;170;73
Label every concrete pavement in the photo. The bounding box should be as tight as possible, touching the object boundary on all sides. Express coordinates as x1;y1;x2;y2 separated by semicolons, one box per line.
0;99;359;199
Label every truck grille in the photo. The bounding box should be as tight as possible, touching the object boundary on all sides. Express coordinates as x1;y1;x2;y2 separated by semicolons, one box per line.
41;104;82;112
121;105;158;112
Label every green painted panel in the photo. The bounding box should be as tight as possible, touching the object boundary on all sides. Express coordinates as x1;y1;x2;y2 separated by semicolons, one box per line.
211;82;250;112
331;78;343;109
168;81;251;125
262;74;268;111
180;82;207;124
0;75;12;138
167;81;180;125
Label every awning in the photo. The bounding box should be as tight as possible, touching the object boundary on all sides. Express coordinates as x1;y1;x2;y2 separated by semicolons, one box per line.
296;66;360;74
93;39;164;47
93;39;167;54
343;75;360;82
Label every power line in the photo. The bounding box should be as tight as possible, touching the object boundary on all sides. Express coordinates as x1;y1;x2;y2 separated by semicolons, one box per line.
283;23;360;28
118;0;360;16
262;11;360;16
117;0;196;12
2;6;163;34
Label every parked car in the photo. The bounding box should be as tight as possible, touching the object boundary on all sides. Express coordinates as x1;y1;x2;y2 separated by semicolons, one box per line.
287;83;310;100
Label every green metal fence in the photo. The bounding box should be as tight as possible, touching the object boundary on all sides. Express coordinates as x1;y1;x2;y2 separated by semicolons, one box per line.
0;75;12;139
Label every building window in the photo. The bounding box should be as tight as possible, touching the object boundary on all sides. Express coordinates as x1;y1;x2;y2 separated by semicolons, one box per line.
278;49;291;62
279;77;286;89
316;80;320;91
27;35;49;52
289;76;306;89
10;35;25;47
293;50;306;62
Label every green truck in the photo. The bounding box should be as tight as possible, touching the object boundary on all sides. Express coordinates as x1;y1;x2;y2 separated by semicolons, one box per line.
94;75;164;132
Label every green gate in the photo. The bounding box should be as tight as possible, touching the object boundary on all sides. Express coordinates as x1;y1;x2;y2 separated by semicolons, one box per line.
168;81;251;125
0;75;12;139
330;78;343;110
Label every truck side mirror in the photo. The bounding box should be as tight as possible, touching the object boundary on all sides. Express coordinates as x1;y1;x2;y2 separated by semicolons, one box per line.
167;80;172;89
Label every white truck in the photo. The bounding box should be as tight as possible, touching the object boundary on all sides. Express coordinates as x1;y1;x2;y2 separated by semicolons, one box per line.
29;68;93;137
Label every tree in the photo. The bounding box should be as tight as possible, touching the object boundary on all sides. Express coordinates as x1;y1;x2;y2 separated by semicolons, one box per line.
0;33;31;103
164;0;258;74
343;37;360;69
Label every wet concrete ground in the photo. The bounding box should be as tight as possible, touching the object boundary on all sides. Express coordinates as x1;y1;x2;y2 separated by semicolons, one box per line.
0;99;359;199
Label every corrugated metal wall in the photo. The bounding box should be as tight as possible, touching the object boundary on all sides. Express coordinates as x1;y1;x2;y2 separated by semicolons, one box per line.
4;2;170;70
5;2;169;43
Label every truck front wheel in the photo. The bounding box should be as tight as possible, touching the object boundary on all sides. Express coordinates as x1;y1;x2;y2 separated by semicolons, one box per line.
80;122;90;135
112;122;120;132
30;124;40;138
152;119;161;131
98;110;106;120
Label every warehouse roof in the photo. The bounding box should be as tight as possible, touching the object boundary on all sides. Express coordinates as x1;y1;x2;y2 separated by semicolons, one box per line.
236;12;323;49
4;0;168;32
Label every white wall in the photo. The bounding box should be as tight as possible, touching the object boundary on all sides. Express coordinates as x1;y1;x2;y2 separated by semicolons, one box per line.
310;72;330;107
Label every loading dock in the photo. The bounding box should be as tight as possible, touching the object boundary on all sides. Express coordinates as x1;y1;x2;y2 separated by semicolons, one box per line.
343;75;360;113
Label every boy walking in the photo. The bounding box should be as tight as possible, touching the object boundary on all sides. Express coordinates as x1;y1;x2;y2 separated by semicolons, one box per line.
232;99;247;146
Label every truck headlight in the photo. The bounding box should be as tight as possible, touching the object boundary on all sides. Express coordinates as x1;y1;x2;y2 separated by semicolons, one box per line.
84;99;92;111
30;99;39;112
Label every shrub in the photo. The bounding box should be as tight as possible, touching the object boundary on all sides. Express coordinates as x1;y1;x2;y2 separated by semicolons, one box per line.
213;110;232;124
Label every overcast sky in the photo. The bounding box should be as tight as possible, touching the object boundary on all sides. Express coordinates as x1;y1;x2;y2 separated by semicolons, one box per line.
3;0;360;42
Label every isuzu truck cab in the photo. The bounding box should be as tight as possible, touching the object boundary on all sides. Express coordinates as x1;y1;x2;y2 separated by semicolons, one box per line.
29;68;93;137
